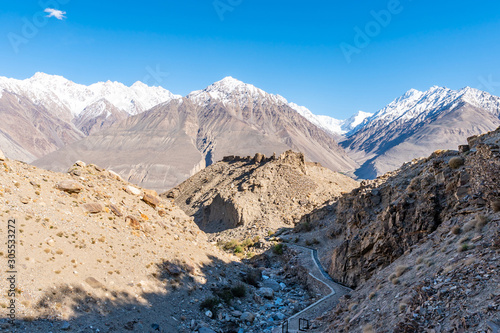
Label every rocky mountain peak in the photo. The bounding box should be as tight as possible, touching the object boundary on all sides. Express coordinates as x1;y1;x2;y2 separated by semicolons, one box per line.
187;77;288;108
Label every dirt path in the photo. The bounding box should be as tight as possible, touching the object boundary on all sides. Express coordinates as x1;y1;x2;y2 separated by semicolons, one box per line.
274;245;351;333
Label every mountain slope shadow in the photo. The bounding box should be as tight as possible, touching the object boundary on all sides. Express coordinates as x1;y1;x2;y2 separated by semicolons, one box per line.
6;256;246;333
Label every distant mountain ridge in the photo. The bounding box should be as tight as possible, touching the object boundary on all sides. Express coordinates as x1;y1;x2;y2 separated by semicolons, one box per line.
0;72;181;117
3;72;500;185
343;85;500;178
288;103;373;137
0;73;181;160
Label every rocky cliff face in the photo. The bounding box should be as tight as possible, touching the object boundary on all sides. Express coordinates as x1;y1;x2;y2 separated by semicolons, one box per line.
327;126;500;288
162;150;359;241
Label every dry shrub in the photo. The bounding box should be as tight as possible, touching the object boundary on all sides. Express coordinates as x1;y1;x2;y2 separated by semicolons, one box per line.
449;157;465;169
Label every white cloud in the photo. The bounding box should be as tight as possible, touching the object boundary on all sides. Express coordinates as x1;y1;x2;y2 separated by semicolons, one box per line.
44;8;67;20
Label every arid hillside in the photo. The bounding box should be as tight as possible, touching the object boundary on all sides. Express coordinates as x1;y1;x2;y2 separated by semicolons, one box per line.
0;156;244;332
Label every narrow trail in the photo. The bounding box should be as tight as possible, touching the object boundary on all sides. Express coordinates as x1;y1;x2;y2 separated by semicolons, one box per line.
273;245;352;333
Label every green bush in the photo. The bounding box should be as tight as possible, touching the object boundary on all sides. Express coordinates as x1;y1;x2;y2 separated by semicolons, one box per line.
216;289;234;304
272;243;285;255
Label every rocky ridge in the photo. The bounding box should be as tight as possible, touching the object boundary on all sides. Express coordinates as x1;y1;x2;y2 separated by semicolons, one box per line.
302;127;500;332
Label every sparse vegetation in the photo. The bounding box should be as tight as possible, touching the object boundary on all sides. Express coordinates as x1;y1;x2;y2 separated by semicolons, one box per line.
219;237;260;254
230;284;247;298
451;226;462;235
448;157;465;169
475;214;489;232
492;200;500;212
200;297;221;315
395;265;409;277
272;243;285;255
295;221;313;232
463;220;476;232
458;243;472;252
305;238;320;246
399;302;408;312
363;324;375;333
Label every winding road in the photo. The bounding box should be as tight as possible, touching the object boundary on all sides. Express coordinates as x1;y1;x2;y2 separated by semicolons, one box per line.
273;245;351;333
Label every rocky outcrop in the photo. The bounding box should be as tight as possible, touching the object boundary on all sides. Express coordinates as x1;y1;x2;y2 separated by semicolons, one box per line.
162;150;359;241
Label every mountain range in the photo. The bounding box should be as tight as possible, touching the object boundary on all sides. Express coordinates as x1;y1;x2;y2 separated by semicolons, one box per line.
0;73;181;161
343;85;500;178
33;77;357;191
2;73;500;189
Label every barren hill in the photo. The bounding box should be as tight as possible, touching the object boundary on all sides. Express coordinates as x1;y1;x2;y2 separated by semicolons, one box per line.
0;156;241;332
163;150;359;242
0;91;84;162
0;154;341;333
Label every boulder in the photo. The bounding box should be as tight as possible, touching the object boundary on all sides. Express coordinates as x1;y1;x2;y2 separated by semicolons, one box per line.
83;203;103;214
142;193;161;208
55;180;83;194
262;279;281;292
258;287;274;299
232;310;242;317
458;145;470;153
125;215;141;230
61;321;71;331
108;170;122;181
254;153;265;164
164;262;183;276
199;327;216;333
73;160;87;167
240;312;255;323
108;204;123;217
0;150;5;161
126;185;142;196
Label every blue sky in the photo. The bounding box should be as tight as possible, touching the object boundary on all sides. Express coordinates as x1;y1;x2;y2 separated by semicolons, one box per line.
1;1;500;119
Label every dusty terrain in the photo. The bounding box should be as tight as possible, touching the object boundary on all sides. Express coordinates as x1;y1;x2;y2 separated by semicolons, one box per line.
0;156;340;333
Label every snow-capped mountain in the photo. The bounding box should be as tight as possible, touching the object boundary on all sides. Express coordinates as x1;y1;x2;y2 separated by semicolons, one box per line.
189;77;372;137
0;73;181;161
187;76;290;108
343;86;500;179
357;86;500;131
289;103;373;136
0;72;181;118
